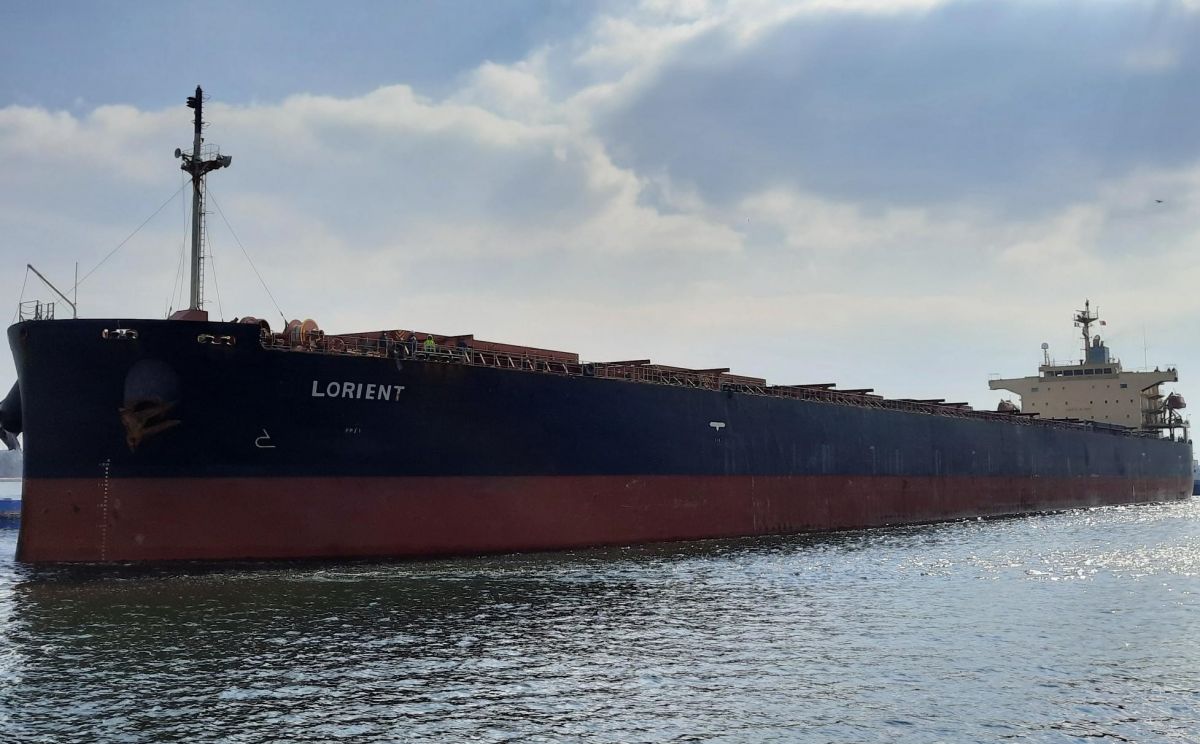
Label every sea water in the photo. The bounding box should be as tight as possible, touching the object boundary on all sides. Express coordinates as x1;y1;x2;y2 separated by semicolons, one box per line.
0;499;1197;742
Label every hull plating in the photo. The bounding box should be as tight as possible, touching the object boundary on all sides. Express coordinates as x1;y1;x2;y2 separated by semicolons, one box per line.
17;474;1188;562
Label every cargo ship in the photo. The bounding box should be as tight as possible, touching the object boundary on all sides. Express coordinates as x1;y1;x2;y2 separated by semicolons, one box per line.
0;445;20;525
0;490;19;526
2;88;1193;563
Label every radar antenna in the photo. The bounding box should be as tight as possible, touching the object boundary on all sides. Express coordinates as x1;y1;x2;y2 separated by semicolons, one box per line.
1073;300;1099;360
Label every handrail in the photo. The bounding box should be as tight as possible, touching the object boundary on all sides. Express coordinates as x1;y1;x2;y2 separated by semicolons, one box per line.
17;300;55;321
260;331;1161;437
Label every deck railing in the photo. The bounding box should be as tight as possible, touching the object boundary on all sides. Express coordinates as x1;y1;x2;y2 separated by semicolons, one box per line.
17;300;54;321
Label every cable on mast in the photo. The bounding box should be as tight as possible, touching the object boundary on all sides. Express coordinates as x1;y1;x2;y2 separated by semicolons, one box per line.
75;182;186;290
207;187;288;327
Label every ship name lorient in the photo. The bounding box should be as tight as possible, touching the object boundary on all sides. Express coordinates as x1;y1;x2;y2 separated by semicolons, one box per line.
1;88;1192;563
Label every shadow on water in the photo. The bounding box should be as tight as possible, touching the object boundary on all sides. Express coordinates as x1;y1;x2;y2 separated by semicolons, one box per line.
0;512;1063;658
2;520;972;659
5;502;1188;650
10;512;988;588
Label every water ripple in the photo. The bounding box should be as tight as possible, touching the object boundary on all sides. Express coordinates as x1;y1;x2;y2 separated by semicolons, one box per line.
1;500;1198;742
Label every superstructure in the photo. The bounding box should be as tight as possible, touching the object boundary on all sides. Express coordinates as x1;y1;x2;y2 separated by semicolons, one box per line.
990;301;1187;436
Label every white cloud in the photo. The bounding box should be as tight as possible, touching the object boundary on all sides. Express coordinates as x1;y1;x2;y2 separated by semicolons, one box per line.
0;104;175;182
3;0;1200;413
996;205;1104;274
1122;47;1181;73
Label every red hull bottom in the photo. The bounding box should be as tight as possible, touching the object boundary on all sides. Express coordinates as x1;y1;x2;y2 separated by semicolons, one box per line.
15;475;1192;562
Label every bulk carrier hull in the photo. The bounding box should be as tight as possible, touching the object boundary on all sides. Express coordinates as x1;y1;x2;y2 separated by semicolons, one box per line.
9;318;1193;563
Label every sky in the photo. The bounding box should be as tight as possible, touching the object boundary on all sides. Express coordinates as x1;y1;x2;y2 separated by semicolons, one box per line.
2;0;1199;413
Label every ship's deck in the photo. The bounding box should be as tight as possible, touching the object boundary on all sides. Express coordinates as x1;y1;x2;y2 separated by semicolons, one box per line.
260;328;1161;438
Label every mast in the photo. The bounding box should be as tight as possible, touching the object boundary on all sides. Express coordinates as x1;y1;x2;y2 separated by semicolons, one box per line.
1073;299;1098;360
175;86;231;313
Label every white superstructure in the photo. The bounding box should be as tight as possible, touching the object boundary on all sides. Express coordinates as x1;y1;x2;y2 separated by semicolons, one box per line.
989;301;1186;436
